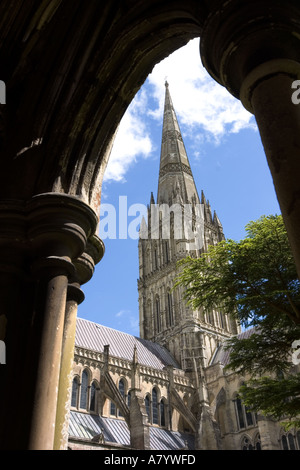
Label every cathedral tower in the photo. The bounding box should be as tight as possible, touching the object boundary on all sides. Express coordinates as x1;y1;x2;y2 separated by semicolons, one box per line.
138;82;239;373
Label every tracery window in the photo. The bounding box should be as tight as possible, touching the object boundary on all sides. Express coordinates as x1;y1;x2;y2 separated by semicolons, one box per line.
118;378;125;417
155;297;161;333
71;376;79;408
90;381;97;412
145;395;150;421
167;291;174;326
152;388;159;424
254;433;261;450
80;369;89;409
241;436;253;450
164;241;169;264
160;399;166;427
234;395;256;430
281;432;298;450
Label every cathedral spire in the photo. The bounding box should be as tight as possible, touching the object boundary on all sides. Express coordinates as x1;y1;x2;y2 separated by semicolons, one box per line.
157;81;200;206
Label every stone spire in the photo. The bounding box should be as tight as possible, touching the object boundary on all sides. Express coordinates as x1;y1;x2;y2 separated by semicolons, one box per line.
157;81;200;206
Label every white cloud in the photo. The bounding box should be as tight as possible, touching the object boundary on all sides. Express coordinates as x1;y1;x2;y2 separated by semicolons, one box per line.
104;89;153;183
147;38;256;141
104;38;257;183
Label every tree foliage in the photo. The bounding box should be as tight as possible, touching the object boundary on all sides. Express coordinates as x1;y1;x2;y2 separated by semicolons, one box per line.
175;215;300;428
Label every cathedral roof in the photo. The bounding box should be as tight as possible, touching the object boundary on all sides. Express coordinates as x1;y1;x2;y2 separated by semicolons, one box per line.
75;317;180;370
68;410;194;450
209;327;257;367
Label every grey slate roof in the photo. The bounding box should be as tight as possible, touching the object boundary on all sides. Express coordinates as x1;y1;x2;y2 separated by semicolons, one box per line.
210;327;257;367
75;317;180;370
68;411;194;450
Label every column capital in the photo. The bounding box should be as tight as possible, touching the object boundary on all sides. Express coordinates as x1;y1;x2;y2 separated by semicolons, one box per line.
27;192;99;260
200;0;300;103
73;234;105;286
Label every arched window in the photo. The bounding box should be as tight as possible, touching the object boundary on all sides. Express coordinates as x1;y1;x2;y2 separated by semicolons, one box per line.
164;241;169;264
254;433;261;450
153;246;158;270
71;376;79;408
80;369;89;409
152;388;159;424
145;395;150;421
167;292;174;327
281;433;297;450
219;311;226;329
155;297;161;333
160;399;166;427
118;378;126;417
241;436;253;450
110;401;116;416
90;381;97;412
234;393;256;430
235;397;245;429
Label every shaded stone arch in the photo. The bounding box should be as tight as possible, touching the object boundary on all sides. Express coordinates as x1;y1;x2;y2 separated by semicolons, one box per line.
1;0;300;452
0;1;204;211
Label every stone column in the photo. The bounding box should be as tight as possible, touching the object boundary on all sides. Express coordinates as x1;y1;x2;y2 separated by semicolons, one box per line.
200;0;300;282
53;281;84;450
53;235;104;450
0;193;99;450
28;256;73;450
26;193;99;450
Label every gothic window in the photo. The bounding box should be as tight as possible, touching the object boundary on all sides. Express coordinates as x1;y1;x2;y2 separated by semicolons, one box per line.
146;248;151;275
110;401;116;416
219;311;226;329
206;310;214;325
145;395;150;422
254;434;261;450
153;246;158;270
80;369;89;410
90;381;97;412
127;390;131;408
167;291;174;326
164;241;169;264
155;297;161;333
118;378;126;417
160;399;166;427
236;397;245;429
71;376;79;408
281;433;297;450
152;388;159;425
234;395;256;430
241;436;253;450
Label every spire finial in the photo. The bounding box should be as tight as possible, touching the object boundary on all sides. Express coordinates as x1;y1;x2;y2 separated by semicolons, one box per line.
164;77;169;87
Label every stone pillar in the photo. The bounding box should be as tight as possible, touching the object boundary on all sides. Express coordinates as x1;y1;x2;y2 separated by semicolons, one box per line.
28;256;73;450
53;282;84;450
200;0;300;282
0;193;99;450
53;235;104;450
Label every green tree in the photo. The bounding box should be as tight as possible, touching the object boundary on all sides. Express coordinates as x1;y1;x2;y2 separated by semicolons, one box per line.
175;215;300;429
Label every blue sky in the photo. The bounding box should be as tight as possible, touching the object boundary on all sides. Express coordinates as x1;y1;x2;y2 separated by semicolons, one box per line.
77;39;280;336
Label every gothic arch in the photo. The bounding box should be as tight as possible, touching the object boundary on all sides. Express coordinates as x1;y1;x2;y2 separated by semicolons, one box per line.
2;0;300;451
